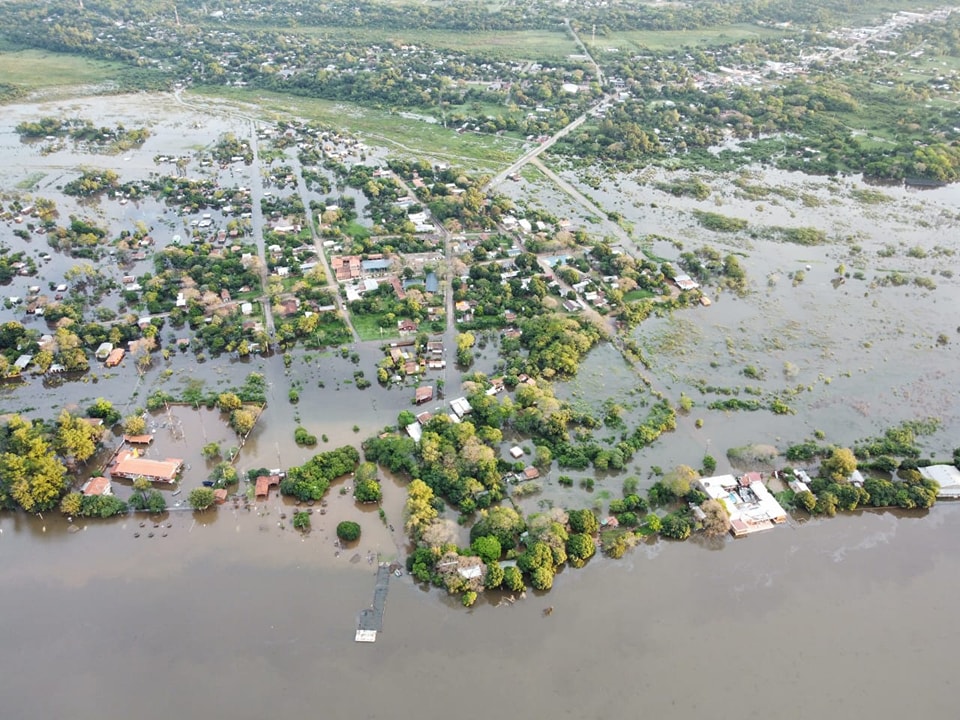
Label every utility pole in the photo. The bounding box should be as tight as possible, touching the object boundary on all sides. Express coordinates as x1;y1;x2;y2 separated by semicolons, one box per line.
174;5;181;26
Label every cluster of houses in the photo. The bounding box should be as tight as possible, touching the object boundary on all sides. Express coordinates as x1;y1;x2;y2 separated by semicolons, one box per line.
694;472;788;537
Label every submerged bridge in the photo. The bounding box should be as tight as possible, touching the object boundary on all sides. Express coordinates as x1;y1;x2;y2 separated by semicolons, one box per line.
355;563;392;642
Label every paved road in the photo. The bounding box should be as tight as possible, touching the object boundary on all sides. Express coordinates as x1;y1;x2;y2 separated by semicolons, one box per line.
485;112;591;189
565;18;604;87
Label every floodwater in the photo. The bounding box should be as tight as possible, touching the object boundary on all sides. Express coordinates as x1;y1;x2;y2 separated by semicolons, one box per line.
1;91;960;718
2;497;960;719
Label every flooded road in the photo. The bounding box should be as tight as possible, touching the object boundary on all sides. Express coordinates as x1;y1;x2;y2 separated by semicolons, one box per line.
1;503;959;719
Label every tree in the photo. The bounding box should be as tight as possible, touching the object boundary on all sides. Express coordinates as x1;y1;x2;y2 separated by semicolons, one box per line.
822;447;857;482
503;565;524;592
188;487;215;511
644;513;662;533
397;410;416;427
217;392;242;412
404;479;438;537
518;541;554;574
56;409;101;462
568;508;599;535
123;414;146;436
660;513;692;540
202;442;221;459
530;566;554;591
0;415;68;513
336;520;361;542
471;535;502;564
354;461;382;503
470;506;524;550
230;408;256;436
87;398;121;426
663;464;698;498
566;533;596;567
795;489;817;512
484;562;505;589
700;499;731;537
60;491;83;516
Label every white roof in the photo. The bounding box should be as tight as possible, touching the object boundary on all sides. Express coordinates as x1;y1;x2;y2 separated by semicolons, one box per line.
406;422;422;443
510;446;524;458
450;397;472;418
919;465;960;496
458;565;483;580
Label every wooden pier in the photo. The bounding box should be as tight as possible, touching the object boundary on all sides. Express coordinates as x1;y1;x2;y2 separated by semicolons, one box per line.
355;563;392;642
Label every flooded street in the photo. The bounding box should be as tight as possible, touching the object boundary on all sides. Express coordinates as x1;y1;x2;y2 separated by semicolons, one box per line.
2;503;959;718
0;87;959;720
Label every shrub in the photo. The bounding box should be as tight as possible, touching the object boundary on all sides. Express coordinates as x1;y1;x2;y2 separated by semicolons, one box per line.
293;511;311;532
336;520;361;542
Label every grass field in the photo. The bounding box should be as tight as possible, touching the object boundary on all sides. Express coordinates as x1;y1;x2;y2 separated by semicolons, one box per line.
0;48;123;90
350;313;400;342
191;86;524;169
602;24;792;52
220;23;579;61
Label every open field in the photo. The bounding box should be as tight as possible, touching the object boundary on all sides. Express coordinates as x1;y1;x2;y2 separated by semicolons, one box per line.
223;24;580;61
0;47;124;90
191;86;524;169
602;24;793;52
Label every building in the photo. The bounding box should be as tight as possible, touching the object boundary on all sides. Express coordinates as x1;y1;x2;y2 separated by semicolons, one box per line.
361;258;393;275
82;476;112;496
213;488;229;504
330;255;362;281
697;474;787;537
415;386;434;405
105;348;125;367
95;342;113;361
522;466;540;480
111;450;183;483
919;465;960;498
255;474;282;499
426;341;444;356
450;397;472;418
397;318;418;336
123;434;154;445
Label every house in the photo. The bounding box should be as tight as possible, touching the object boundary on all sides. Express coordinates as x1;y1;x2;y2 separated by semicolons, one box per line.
426;341;444;356
330;254;362;281
13;355;32;372
406;422;423;442
213;488;229;504
105;348;125;367
255;474;282;499
415;386;434;405
397;319;418;335
510;446;524;459
404;360;420;376
82;476;112;496
123;434;154;445
522;466;540;480
111;450;183;483
95;342;113;361
450;397;472;418
415;411;432;425
673;273;700;291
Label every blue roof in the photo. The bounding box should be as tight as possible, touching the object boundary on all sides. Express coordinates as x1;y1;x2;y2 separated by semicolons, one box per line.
403;272;440;293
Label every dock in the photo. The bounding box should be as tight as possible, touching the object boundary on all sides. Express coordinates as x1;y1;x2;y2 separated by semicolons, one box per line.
355;563;392;642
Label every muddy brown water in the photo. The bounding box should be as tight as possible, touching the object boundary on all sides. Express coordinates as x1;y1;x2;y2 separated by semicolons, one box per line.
2;501;960;719
1;92;960;718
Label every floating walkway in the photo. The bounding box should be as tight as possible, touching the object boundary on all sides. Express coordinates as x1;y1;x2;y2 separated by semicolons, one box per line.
355;563;392;642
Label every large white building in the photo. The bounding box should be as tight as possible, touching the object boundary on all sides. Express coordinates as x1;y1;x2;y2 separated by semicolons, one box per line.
697;473;787;537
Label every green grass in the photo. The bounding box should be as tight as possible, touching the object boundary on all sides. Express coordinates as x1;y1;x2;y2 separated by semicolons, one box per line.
623;289;656;302
350;313;400;342
602;24;792;52
190;86;521;169
221;23;578;61
0;48;124;90
15;173;46;190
